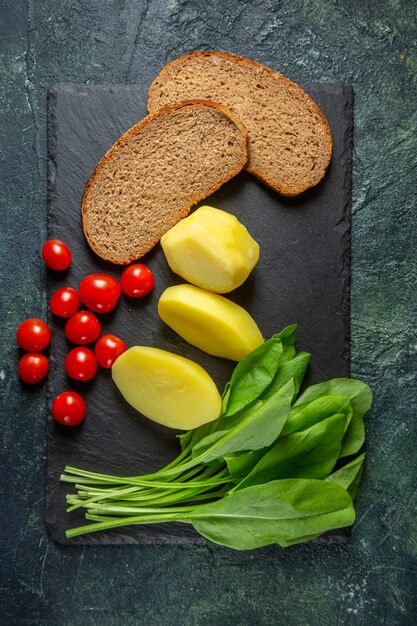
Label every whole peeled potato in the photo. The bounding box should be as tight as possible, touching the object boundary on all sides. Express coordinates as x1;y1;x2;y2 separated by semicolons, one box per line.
160;206;260;293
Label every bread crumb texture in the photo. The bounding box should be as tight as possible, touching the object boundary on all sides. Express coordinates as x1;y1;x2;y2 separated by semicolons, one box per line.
82;102;247;264
148;52;332;196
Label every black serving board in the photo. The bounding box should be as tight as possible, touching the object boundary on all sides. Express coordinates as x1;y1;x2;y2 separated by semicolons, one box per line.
46;83;353;544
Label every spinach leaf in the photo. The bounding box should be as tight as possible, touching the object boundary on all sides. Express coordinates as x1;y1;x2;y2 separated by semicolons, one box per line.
224;449;266;479
294;378;372;456
184;346;306;458
180;327;297;453
276;324;298;363
221;381;231;407
346;460;365;499
340;415;365;457
188;429;230;458
262;351;311;402
234;412;349;491
220;335;281;416
191;379;295;463
295;378;372;414
278;534;323;548
222;327;296;417
216;350;310;438
326;453;365;498
178;419;215;453
188;478;355;550
281;394;352;436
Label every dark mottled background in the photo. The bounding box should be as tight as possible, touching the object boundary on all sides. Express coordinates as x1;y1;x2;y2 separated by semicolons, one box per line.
0;1;416;624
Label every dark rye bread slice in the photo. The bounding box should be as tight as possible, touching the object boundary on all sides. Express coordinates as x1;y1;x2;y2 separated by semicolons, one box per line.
82;100;248;264
148;51;332;196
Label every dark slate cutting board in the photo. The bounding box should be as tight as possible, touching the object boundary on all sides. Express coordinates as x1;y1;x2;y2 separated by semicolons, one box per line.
46;83;353;545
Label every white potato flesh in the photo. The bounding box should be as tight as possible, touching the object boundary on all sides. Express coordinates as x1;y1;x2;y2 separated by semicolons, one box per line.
112;346;221;429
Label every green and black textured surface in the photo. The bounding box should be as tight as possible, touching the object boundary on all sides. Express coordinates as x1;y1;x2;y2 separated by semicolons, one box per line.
1;1;416;624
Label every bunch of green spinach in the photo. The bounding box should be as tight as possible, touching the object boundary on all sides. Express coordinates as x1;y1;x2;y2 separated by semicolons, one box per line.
62;326;371;549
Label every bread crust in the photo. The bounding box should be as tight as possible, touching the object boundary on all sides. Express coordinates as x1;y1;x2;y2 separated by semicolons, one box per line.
148;51;332;197
82;100;249;264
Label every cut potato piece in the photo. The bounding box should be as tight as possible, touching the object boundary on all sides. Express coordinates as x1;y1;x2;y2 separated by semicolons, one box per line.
160;205;260;293
112;346;221;430
158;284;264;361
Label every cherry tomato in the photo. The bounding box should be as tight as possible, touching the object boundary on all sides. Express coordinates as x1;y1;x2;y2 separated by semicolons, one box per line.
52;391;86;426
78;274;121;313
18;353;49;384
121;264;155;298
50;287;80;318
65;311;101;345
42;239;72;270
17;318;51;351
65;346;97;381
95;334;127;368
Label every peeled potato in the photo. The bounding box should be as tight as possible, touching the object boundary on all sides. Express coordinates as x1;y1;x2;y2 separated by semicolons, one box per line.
158;284;264;361
112;346;221;430
160;205;260;293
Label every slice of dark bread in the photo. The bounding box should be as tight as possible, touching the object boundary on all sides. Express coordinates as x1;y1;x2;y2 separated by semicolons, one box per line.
148;51;332;196
82;100;248;264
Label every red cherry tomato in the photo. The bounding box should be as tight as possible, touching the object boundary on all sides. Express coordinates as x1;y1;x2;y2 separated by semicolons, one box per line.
50;287;80;318
18;353;49;384
65;346;97;381
65;311;101;345
95;334;127;368
17;318;51;351
121;264;154;298
78;274;121;313
42;240;72;270
52;391;86;426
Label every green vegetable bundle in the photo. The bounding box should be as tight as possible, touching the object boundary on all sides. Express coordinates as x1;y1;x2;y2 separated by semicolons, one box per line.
62;326;371;549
